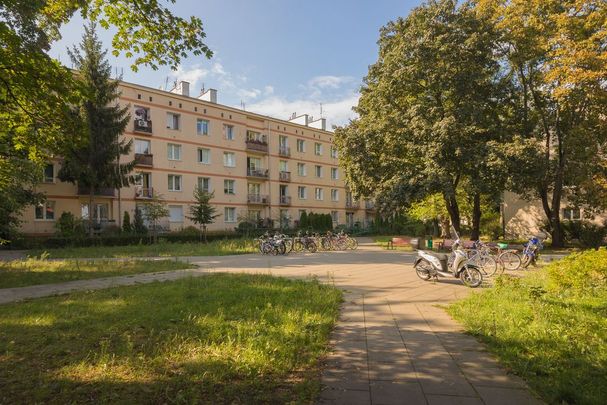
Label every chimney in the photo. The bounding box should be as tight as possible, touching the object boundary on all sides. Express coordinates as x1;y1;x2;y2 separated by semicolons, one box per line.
198;88;217;103
308;117;327;131
170;80;190;97
288;114;309;126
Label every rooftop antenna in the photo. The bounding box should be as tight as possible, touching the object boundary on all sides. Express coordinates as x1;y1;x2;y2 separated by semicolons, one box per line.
241;100;246;110
320;103;323;118
164;76;169;91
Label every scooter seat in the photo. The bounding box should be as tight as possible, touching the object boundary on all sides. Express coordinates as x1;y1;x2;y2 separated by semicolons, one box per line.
425;251;449;261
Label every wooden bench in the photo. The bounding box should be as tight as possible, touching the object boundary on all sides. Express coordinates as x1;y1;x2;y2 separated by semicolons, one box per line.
387;237;420;250
437;239;475;250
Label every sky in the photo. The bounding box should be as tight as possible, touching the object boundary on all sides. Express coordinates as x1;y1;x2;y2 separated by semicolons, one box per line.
49;0;419;128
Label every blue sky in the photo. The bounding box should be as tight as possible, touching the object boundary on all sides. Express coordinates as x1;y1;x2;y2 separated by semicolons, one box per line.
50;0;419;127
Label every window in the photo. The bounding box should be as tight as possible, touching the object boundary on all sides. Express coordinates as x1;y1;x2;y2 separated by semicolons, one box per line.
279;160;288;172
223;152;236;167
197;148;211;164
197;119;209;135
167;143;182;160
331;167;339;180
331;189;339;201
166;112;180;130
224;207;236;222
314;142;322;156
279;135;288;147
248;210;261;221
563;208;581;221
168;174;182;191
296;139;305;152
43;163;54;183
315;165;323;178
169;205;183;223
315;188;324;200
224;124;234;140
297;163;307;176
81;203;108;221
331;146;338;159
298;186;307;200
135;139;151;154
224;179;235;195
134;106;152;133
331;211;338;223
197;177;210;192
35;201;55;220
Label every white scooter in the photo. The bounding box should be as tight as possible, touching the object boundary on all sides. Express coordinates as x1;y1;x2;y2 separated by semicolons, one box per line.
413;231;483;288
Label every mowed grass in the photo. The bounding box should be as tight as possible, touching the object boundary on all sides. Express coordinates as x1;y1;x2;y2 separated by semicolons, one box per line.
449;250;607;405
0;274;342;404
0;259;193;289
29;238;257;259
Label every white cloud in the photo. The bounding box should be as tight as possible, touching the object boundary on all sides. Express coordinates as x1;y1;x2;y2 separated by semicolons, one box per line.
172;65;209;91
307;75;354;89
264;85;274;95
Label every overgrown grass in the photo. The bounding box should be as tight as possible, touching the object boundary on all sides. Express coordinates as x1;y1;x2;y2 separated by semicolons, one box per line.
0;274;342;404
449;249;607;405
28;238;257;259
0;259;193;289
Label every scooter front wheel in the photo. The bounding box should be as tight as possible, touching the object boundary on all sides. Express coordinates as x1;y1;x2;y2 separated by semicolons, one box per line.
414;259;433;281
460;266;483;288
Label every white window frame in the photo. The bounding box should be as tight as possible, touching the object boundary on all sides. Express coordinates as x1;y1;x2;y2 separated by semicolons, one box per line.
315;187;324;201
563;208;582;221
168;174;182;192
167;143;182;161
135;139;151;155
331;189;339;201
331;211;338;223
224;124;235;140
224;179;235;195
198;148;211;164
223;152;236;167
297;163;307;177
331;146;338;159
315;165;323;178
197;177;211;193
224;207;236;223
197;119;209;135
298;186;307;200
297;139;305;153
35;201;55;220
169;205;184;223
331;167;339;180
315;142;322;156
166;112;180;130
43;163;55;183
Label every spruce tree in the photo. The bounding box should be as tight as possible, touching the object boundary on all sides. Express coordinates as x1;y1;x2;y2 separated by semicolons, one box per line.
58;23;135;236
122;211;132;233
133;207;147;234
187;188;220;242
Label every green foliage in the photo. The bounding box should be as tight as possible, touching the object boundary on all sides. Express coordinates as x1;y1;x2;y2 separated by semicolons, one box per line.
133;207;146;234
301;212;333;232
55;212;85;237
547;249;607;295
299;211;308;229
0;274;341;403
187;188;220;241
373;215;427;237
450;263;607;404
480;210;502;240
122;211;132;233
140;193;169;242
562;220;607;249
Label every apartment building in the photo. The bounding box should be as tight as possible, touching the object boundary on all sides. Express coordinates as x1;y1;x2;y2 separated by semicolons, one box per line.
20;80;374;235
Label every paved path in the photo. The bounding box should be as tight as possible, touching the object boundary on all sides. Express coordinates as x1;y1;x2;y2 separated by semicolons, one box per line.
0;242;542;404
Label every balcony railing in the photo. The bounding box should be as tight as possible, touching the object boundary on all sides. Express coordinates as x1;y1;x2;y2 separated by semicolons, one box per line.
245;139;269;153
134;153;153;166
135;187;154;199
279;171;291;182
279;195;291;206
346;200;360;209
278;146;291;157
77;186;116;197
134;119;153;134
247;194;269;205
365;201;376;210
247;168;269;179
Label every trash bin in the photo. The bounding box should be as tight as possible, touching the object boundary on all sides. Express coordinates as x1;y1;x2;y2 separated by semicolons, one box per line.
410;238;420;249
426;236;433;249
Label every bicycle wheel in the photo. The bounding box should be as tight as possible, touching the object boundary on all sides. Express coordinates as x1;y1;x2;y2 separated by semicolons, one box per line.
261;243;273;255
277;242;287;255
499;251;521;271
480;256;498;277
521;254;533;268
293;240;304;252
347;237;358;250
321;237;332;251
460;266;483;288
306;241;318;253
335;239;347;250
283;238;293;253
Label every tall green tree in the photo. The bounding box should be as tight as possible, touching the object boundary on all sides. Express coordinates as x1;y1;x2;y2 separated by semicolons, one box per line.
0;0;212;241
187;188;220;242
58;24;135;236
478;0;607;246
335;0;506;238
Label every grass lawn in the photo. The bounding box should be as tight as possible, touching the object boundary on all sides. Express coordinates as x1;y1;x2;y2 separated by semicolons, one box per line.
0;259;193;289
0;273;342;404
28;238;257;259
448;250;607;405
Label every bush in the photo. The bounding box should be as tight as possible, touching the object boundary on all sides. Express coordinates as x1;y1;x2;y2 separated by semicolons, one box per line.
122;211;132;233
480;210;502;240
55;212;85;237
133;207;147;234
562;220;606;248
547;248;607;295
101;224;122;236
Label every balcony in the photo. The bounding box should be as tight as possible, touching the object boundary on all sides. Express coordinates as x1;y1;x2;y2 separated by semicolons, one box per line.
77;186;116;197
247;194;269;205
365;201;376;211
279;195;292;206
346;200;360;210
134;119;152;134
247;168;269;179
278;146;291;157
279;171;291;182
134;153;153;167
245;139;269;153
135;187;154;199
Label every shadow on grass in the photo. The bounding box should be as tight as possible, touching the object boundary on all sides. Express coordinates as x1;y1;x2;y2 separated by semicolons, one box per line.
0;273;342;404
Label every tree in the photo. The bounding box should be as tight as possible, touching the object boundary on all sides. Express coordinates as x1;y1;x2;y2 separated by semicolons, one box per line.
0;0;212;242
58;24;135;236
477;0;607;247
141;193;169;243
187;188;220;242
133;206;146;234
334;0;506;238
122;211;132;233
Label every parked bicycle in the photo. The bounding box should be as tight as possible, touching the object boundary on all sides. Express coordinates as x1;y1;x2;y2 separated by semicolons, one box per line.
521;232;547;268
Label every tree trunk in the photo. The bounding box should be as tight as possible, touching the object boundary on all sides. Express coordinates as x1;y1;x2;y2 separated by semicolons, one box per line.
88;191;95;238
439;217;451;238
443;193;461;236
203;225;207;243
470;193;482;241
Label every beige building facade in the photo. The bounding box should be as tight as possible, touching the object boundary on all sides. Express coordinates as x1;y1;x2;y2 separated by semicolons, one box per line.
21;80;375;236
